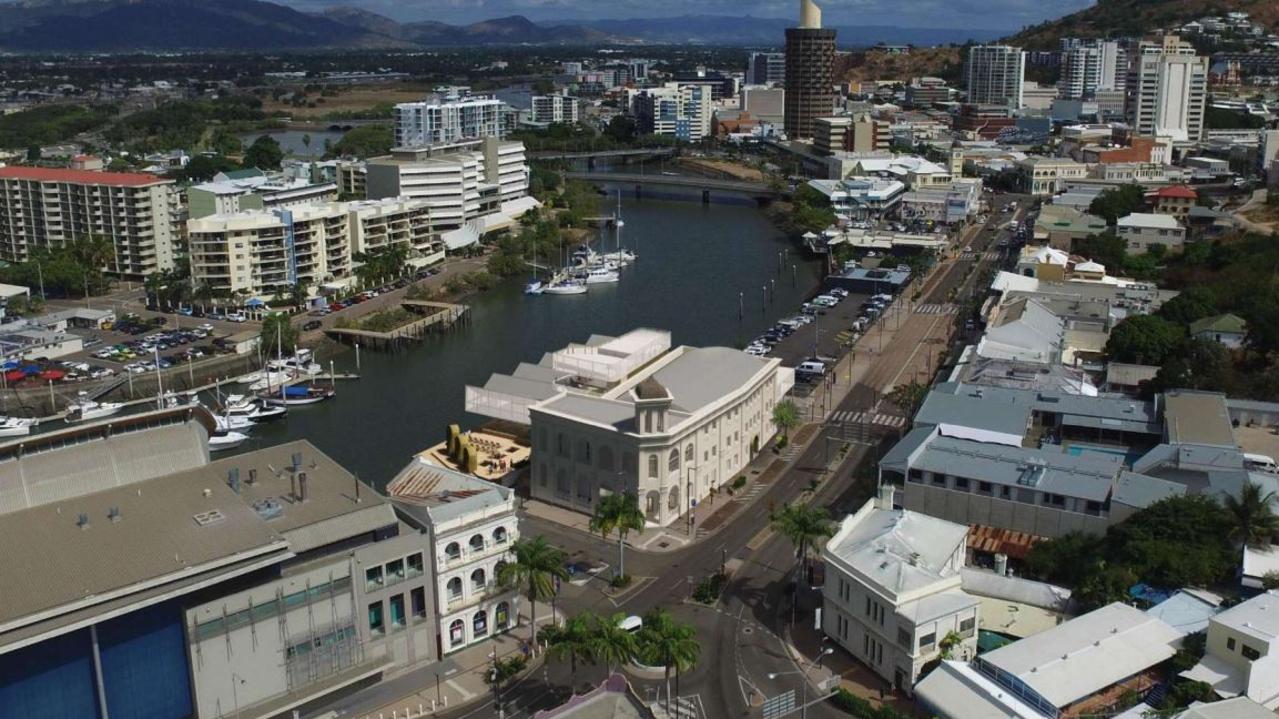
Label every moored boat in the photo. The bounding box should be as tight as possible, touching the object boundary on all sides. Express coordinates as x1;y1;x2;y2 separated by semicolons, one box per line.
261;385;335;406
209;431;249;451
65;393;124;423
0;416;36;437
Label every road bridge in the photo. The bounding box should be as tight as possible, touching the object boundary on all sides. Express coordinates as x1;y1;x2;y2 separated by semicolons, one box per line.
565;171;784;203
530;147;678;161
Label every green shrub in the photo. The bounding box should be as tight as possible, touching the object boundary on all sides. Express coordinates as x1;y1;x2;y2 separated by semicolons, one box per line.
732;476;747;490
692;572;727;604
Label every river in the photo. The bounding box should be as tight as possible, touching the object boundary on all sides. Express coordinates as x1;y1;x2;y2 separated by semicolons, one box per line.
238;129;345;159
239;190;820;487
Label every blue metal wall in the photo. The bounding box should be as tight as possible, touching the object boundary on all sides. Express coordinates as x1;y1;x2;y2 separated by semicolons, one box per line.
0;629;100;719
98;600;193;719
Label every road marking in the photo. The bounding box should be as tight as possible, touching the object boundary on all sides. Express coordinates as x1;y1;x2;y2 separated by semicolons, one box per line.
445;678;475;701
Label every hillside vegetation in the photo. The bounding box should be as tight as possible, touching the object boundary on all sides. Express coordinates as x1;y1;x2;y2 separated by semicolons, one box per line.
844;46;964;85
1009;0;1279;50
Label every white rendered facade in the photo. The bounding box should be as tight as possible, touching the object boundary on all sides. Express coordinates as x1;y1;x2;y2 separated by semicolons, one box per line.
966;45;1026;109
1126;35;1208;142
531;95;580;125
1059;39;1126;100
346;198;444;266
394;96;505;148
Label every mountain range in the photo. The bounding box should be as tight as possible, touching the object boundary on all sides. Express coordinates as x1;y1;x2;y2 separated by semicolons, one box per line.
0;0;1005;51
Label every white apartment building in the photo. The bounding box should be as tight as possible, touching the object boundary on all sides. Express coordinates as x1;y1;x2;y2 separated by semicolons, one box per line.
1127;35;1208;142
387;460;520;656
632;84;712;141
0;166;182;278
807;178;906;221
187;178;338;219
531;95;580;125
966;45;1026;109
1117;212;1187;254
1059;38;1126;100
394;95;506;148
822;488;980;694
187;205;352;300
346;198;445;266
467;329;794;525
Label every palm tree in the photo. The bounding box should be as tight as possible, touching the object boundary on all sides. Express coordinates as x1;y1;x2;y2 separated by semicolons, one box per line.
770;504;835;625
496;536;569;648
637;608;701;716
772;399;800;439
887;381;929;416
591;613;638;677
544;611;597;691
589;493;645;580
1224;481;1279;548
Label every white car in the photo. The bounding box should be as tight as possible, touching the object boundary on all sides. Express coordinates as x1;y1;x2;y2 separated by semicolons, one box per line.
226;312;247;323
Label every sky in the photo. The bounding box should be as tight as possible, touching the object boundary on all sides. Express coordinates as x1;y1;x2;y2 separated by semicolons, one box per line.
279;0;1094;31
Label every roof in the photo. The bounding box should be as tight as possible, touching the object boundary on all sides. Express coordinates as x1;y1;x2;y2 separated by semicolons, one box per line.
1176;697;1276;719
825;499;969;601
1163;390;1236;448
1107;362;1160;387
1210;589;1279;642
1243;545;1279;582
980;602;1183;709
387;457;512;526
1150;185;1198;199
651;347;772;414
533;674;653;719
1190;313;1247;336
1146;590;1222;634
1112;471;1187;508
635;377;670;401
960;568;1072;612
1118;212;1182;229
915;660;1043;719
0;165;172;187
914;434;1123;501
915;385;1032;437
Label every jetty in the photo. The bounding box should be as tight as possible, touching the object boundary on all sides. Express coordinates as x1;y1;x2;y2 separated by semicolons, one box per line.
324;301;469;352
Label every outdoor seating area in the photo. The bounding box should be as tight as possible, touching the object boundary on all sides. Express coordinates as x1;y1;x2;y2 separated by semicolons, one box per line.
420;426;531;483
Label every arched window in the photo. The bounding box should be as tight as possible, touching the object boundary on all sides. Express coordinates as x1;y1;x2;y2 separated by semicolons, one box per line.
471;568;486;591
447;577;462;600
445;542;461;561
668;448;680;472
495;601;511;630
473;610;488;637
469;534;485;552
647;455;658;478
645;491;660;518
449;619;465;646
685;444;694;463
493;526;509;545
668;484;680;511
598;445;615;471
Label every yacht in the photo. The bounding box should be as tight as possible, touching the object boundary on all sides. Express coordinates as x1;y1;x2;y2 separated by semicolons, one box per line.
0;416;35;437
542;280;588;295
65;394;124;423
209;431;249;451
222;394;288;422
268;349;322;377
582;267;619;284
248;370;295;392
262;386;335;406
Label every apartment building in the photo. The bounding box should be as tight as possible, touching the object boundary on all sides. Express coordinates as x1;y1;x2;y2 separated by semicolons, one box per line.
336;160;367;199
813;114;891;156
747;52;786;85
1183;590;1279;709
822;489;979;694
1059;38;1126;100
0;166;182;278
467;329;794;525
394;93;506;148
531;94;580;125
1126;35;1208;142
966;45;1026;108
346;198;445;266
187;178;338;220
1117;212;1186;254
905;77;953;107
741;85;786;126
387;459;520;655
187;204;352;300
632;84;712;141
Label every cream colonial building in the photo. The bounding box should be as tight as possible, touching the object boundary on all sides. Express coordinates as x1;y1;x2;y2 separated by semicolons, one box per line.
466;329;794;526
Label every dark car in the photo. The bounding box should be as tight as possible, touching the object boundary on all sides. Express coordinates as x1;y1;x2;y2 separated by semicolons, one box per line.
302;320;322;331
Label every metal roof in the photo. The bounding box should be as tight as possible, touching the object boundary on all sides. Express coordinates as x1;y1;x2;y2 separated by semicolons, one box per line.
825;500;970;601
1163;390;1236;448
1111;471;1186;508
387;457;512;526
912;436;1121;502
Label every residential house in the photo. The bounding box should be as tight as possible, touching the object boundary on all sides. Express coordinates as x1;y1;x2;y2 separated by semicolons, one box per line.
1117;213;1186;254
1190;313;1247;349
1183;590;1279;709
1147;185;1199;217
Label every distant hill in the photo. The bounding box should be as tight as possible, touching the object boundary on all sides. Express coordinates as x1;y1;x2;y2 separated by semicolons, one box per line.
1007;0;1279;50
400;15;620;46
552;15;1004;47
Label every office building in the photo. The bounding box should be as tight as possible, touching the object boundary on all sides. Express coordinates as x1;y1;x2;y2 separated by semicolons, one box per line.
813;114;891;156
1059;38;1127;100
0;413;438;719
466;329;795;525
531;95;580;125
387;459;520;655
965;45;1026;109
806;178;905;221
822;489;979;694
783;0;837;139
747;52;786;85
0;166;182;278
632;84;712;141
741;85;786;126
394;93;506;148
1126;35;1208;142
905;77;953;107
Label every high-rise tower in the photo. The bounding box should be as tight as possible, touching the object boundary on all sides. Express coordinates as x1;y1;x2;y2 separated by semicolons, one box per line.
783;0;836;140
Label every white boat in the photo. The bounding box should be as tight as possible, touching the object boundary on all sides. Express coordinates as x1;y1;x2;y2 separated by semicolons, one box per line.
524;280;544;295
234;370;266;385
209;431;249;451
222;394;288;422
215;414;255;432
248;370;295;392
599;249;636;266
261;386;335;406
268;348;322;377
582;267;620;284
0;416;35;437
542;280;588;295
65;394;124;423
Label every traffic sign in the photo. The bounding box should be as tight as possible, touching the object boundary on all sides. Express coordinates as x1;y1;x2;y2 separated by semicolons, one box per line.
762;689;796;719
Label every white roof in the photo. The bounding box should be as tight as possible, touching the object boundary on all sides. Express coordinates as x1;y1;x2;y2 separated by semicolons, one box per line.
1118;212;1182;229
915;661;1042;719
1028;246;1069;266
1075;260;1105;273
1211;589;1279;644
824;499;968;601
1243;546;1279;584
981;602;1183;708
1177;697;1278;719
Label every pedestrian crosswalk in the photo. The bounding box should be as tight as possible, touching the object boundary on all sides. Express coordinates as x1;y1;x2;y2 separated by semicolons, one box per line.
959;250;1000;261
828;410;908;429
650;694;705;719
914;303;957;315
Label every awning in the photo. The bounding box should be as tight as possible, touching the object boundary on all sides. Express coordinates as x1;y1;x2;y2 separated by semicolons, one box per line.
244;298;266;308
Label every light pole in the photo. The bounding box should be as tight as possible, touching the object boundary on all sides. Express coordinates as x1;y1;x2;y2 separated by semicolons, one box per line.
231;672;245;719
769;648;834;719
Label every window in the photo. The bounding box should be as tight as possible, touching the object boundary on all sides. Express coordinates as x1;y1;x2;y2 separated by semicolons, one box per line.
1046;493;1065;507
447;577;462;600
473;610;488;638
919;632;936;652
386;559;405;585
1243;645;1262;661
598;446;614;471
496;601;510;630
493;526;509;545
449;619;465;646
865;596;871;617
668;449;680;472
685;444;694;463
368;601;384;636
389;595;406;629
668;484;680;511
365;566;384;591
898;628;912;648
931;474;946;487
908;469;924;483
1228;638;1237;651
411;587;426;618
578;440;592;465
557;469;570;497
978;481;992;494
471;568;487;591
538;463;548;487
445;542;461;562
556;433;568;457
470;534;485;552
648;455;659;478
954;477;970;490
960;617;975;637
407;553;424;578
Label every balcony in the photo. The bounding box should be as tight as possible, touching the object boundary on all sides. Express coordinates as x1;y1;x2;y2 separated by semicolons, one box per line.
439;537;512;571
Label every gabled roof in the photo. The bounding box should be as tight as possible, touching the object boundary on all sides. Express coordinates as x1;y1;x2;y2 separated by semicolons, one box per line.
1189;313;1247;336
1148;185;1198;199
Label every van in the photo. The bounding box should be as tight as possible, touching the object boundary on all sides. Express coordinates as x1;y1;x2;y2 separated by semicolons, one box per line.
1245;453;1279;474
797;360;827;377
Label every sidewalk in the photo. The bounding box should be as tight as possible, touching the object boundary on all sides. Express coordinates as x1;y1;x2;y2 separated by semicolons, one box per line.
335;601;563;719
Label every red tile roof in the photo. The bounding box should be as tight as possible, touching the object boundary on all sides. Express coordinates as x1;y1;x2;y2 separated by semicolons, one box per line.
0;165;170;187
1149;185;1197;199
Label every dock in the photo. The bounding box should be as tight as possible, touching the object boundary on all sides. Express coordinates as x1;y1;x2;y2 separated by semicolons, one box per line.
325;301;469;352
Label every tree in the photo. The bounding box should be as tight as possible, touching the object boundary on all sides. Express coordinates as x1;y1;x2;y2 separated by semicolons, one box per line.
496;536;568;648
637;608;700;716
771;399;800;439
1157;286;1218;325
589;493;645;581
26;144;40;162
1242;285;1279;359
1073;232;1128;271
1087;183;1146;224
544;612;597;690
1152;338;1234;394
1105;315;1184;365
260;313;298;354
770;504;835;624
1223;481;1279;549
591;613;638;676
328;124;393;159
242;135;284;170
886;381;929;416
604;116;637;143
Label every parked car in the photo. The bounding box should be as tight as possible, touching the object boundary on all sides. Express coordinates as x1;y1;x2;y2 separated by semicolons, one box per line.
302;320;322;331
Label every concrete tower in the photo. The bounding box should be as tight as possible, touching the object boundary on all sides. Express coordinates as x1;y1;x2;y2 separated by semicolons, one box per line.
784;0;836;140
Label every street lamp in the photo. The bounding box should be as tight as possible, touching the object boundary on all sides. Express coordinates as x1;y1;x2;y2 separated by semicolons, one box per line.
768;648;834;719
